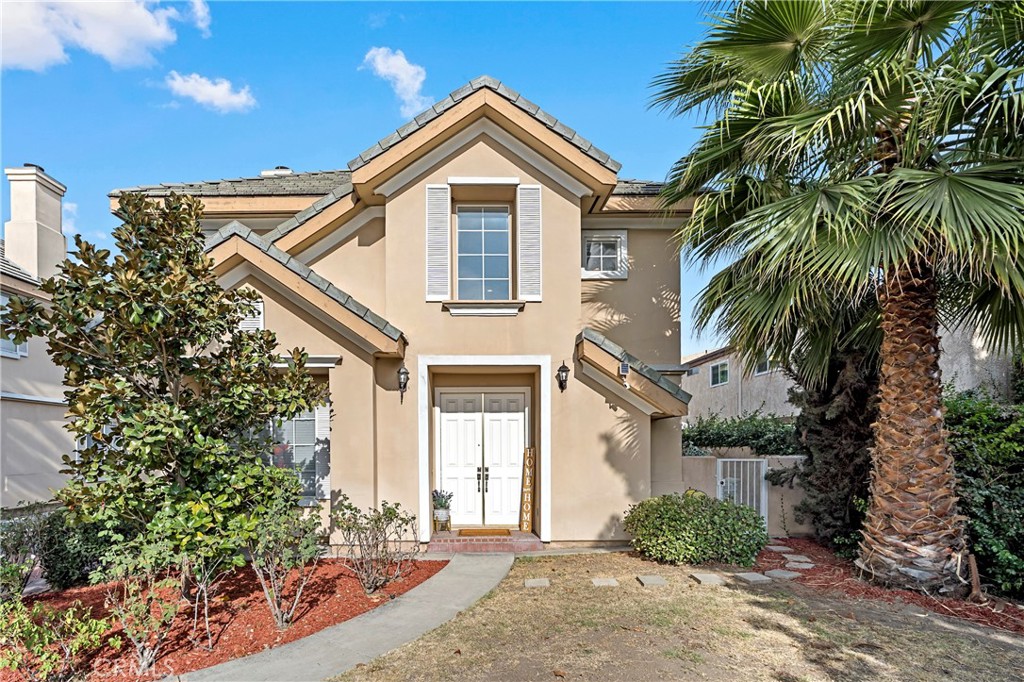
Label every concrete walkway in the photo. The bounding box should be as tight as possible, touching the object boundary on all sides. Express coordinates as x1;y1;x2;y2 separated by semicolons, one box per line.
179;553;514;682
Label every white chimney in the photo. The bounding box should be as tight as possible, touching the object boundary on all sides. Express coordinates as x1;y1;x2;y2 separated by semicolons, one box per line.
4;164;66;281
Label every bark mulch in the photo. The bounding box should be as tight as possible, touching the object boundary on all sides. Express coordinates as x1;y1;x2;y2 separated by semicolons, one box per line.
1;559;447;682
755;537;1024;636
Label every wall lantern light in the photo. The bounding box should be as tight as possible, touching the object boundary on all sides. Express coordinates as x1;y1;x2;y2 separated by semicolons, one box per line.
398;365;410;403
556;361;570;392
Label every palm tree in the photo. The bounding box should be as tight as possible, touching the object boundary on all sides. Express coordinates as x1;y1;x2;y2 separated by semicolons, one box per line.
654;0;1024;592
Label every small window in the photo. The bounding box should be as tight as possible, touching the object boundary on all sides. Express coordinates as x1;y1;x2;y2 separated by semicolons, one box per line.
710;361;729;387
267;406;330;502
754;357;774;376
0;294;28;359
581;230;627;280
456;206;511;301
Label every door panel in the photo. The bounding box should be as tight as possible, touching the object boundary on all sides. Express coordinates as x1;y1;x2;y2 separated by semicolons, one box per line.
483;394;526;526
438;394;483;526
437;390;528;527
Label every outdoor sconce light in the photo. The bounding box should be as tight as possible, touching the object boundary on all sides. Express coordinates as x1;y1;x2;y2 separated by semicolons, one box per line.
397;365;410;403
556;361;570;392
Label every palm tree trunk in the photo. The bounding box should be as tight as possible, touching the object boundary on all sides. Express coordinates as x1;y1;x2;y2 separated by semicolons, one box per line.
856;261;967;594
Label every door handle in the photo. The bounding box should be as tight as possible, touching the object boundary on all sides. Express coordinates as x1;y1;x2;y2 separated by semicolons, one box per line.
476;466;482;493
483;466;490;493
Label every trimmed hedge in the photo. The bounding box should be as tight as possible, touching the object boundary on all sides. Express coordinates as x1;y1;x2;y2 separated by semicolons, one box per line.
680;414;802;457
623;492;768;567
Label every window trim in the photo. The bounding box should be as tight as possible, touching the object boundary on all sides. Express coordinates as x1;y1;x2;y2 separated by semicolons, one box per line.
454;203;514;302
581;229;628;280
753;357;775;376
0;293;28;359
710;361;729;387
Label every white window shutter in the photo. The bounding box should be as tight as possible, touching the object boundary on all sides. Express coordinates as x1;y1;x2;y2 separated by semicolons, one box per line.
517;185;542;301
425;184;451;301
239;299;264;332
314;403;331;500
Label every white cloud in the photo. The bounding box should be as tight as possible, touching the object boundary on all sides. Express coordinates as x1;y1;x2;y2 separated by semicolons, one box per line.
190;0;212;38
1;1;212;72
361;47;431;117
62;202;78;235
165;71;257;113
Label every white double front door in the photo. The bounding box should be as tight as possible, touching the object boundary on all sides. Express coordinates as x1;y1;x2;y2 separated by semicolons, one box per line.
436;391;528;527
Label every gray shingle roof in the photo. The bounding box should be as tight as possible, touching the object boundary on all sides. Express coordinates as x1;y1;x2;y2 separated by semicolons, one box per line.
347;75;623;174
110;170;352;198
578;327;691;405
612;179;664;196
205;222;403;343
0;240;40;286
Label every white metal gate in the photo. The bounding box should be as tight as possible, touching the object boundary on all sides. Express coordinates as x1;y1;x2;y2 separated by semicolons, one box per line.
716;458;768;524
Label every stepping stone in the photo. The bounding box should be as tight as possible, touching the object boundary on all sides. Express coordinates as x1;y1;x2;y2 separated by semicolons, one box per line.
766;545;793;552
786;562;815;570
637;574;668;587
765;569;802;580
783;554;812;563
524;578;550;588
689;572;725;586
592;577;619;587
734;572;771;585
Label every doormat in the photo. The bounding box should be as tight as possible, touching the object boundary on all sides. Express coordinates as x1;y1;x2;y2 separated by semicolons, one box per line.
458;528;512;537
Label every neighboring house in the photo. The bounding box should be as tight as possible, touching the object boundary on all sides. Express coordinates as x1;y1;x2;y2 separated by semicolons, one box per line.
111;76;696;545
1;164;73;507
680;334;1013;424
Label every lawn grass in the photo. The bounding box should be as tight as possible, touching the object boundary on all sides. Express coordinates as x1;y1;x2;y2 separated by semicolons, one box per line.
336;552;1024;681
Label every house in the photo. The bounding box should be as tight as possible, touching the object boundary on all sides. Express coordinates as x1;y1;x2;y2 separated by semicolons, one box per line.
1;164;74;508
679;333;1013;424
111;76;696;546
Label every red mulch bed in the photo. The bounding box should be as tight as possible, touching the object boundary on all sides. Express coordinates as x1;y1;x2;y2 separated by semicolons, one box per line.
1;559;447;682
755;537;1024;636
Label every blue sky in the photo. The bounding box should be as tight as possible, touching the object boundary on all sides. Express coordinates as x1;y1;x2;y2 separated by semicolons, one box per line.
1;1;723;354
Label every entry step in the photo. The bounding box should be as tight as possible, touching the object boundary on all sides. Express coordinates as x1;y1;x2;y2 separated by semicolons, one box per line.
427;529;544;554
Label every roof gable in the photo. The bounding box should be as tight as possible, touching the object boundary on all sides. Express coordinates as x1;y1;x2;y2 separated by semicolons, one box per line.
348;75;621;174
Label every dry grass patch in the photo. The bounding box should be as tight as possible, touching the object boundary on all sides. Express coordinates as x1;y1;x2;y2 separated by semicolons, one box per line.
337;552;1024;681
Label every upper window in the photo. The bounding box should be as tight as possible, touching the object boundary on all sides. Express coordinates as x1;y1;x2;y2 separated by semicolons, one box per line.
754;356;775;376
581;230;628;280
456;206;511;301
0;294;28;359
710;361;729;387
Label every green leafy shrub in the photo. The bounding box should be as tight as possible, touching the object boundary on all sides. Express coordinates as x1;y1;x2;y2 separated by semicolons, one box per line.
681;414;801;456
333;495;419;594
623;492;768;567
945;390;1024;599
0;599;111;682
38;508;129;591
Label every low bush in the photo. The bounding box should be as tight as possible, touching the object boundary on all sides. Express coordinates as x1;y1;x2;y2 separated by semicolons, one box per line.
623;492;768;567
945;390;1024;599
680;414;801;457
0;599;111;682
333;495;419;594
38;508;127;591
247;484;325;630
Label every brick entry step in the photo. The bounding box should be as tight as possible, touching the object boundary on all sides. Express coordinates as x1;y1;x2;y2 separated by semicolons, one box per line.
427;530;544;553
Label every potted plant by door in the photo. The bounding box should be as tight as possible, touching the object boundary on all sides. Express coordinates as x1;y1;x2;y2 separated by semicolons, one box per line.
432;489;453;532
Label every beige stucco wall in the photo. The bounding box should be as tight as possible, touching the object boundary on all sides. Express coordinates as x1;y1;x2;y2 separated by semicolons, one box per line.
581;226;681;366
1;399;72;507
1;288;73;507
939;324;1013;398
303;217;387;314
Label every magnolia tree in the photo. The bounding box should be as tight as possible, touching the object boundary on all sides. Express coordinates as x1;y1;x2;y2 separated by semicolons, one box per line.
2;193;329;639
